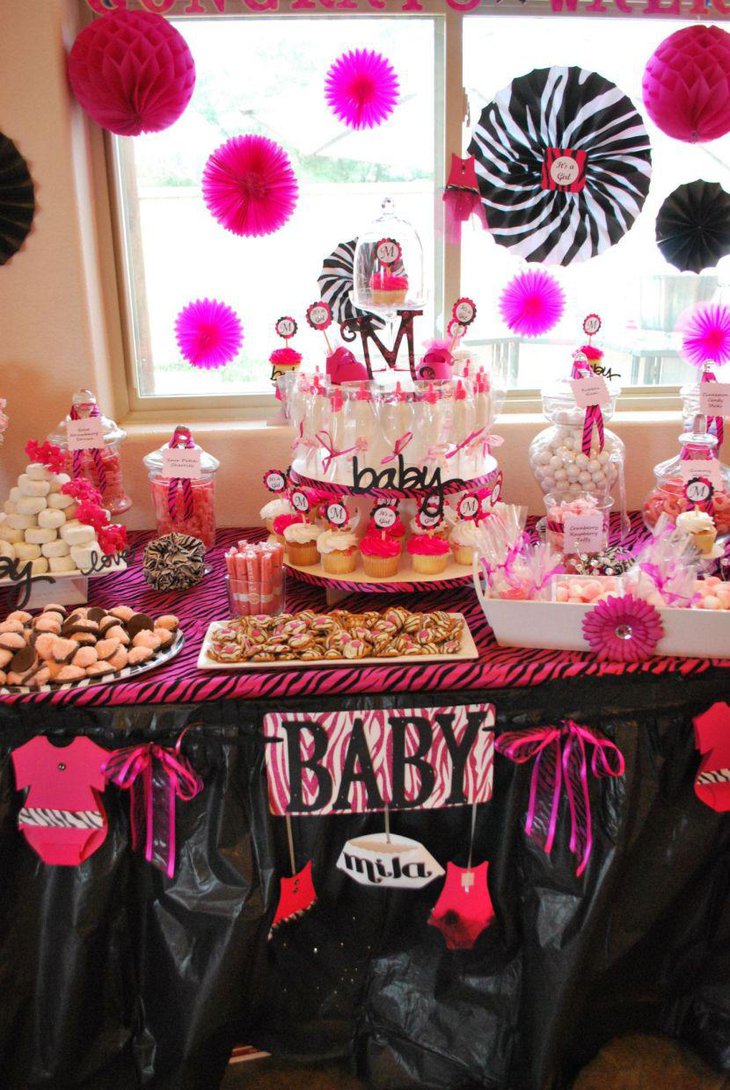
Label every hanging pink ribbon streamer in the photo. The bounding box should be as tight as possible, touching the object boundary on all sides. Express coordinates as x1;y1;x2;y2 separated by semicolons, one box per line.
701;369;724;452
495;720;624;877
167;426;195;523
381;431;413;465
69;400;107;495
446;427;486;460
102;730;203;879
315;431;367;473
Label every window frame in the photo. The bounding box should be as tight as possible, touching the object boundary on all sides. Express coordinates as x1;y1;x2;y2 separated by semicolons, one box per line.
103;0;708;422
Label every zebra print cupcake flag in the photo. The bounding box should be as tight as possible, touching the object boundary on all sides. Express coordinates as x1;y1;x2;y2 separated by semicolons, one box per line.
468;66;652;266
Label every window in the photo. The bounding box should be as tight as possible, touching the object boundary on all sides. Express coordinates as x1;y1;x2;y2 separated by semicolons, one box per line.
110;8;730;410
461;15;730;394
113;14;440;403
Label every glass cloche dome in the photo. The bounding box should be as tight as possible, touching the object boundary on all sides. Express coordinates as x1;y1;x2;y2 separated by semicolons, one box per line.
352;197;425;318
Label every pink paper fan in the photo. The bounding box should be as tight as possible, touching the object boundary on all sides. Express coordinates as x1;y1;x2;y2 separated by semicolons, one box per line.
202;135;298;237
68;10;195;136
325;49;399;130
499;269;565;337
175;299;244;370
679;302;730;369
582;593;664;662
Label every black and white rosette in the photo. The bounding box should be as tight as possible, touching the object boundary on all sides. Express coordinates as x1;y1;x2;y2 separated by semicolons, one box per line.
468;66;652;265
0;131;35;266
317;238;385;330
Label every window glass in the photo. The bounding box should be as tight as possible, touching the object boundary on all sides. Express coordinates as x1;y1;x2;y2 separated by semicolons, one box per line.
461;16;730;390
115;16;438;399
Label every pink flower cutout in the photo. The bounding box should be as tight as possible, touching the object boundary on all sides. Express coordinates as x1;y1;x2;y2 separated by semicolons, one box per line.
75;500;108;533
499;269;565;338
98;523;128;557
202;135;298;237
25;440;66;473
325;49;399;130
582;593;664;662
175;299;244;370
61;479;104;505
679;302;730;368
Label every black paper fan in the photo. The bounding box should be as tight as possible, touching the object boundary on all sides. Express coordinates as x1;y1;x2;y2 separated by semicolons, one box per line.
317;238;384;330
0;132;35;266
655;181;730;274
468;66;652;266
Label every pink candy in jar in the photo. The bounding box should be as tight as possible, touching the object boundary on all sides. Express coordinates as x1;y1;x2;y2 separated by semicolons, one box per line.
643;478;730;535
49;389;132;516
143;427;220;550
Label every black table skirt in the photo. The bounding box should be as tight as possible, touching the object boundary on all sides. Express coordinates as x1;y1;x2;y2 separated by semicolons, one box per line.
0;670;729;1090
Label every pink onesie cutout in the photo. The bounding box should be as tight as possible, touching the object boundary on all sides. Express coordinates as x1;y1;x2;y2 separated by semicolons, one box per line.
428;861;494;950
11;736;109;866
694;701;730;813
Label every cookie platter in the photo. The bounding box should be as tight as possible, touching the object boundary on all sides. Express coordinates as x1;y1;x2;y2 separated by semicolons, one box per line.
0;603;183;694
197;609;478;672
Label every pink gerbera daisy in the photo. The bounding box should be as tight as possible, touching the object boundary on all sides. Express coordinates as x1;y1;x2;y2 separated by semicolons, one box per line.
582;593;664;662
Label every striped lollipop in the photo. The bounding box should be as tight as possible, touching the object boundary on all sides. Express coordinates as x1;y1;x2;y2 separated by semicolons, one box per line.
468;66;652;266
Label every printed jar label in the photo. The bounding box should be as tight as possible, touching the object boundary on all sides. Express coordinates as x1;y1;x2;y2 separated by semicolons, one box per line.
563;511;606;554
66;418;105;451
570;375;610;408
700;383;730;418
162;447;202;479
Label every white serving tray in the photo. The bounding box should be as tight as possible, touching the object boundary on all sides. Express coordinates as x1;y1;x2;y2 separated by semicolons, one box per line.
473;570;730;658
196;613;478;671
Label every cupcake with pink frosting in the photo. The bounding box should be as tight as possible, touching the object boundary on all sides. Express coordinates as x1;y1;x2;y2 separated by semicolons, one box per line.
359;533;401;579
407;533;451;575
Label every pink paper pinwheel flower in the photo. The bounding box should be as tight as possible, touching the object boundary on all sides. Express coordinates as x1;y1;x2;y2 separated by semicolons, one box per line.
499;269;565;337
202;135;298;237
325;49;399;130
679;302;730;369
175;299;244;370
582;593;664;662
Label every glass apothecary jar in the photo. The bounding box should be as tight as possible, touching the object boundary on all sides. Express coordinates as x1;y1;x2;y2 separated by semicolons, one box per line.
642;418;730;539
49;389;132;516
681;363;727;450
143;426;220;549
353;198;424;317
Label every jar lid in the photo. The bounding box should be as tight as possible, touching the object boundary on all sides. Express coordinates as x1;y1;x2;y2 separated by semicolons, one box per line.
143;426;220;473
49;389;126;445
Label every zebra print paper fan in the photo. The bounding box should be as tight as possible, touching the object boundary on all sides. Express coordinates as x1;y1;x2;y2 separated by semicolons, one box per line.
468;66;652;266
0;133;35;266
318;238;384;330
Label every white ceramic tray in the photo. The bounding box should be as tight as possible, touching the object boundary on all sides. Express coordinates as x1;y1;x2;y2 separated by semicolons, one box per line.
196;613;478;671
0;631;184;695
474;571;730;658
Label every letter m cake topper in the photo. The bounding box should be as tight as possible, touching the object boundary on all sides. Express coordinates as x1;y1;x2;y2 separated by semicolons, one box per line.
262;704;495;815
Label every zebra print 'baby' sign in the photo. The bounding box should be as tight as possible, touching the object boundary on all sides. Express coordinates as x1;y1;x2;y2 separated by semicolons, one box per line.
263;704;495;815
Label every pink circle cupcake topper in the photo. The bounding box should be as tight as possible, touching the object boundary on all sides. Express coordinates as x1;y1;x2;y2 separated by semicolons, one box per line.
276;316;298;341
326;501;350;528
306;302;332;331
457;493;480;521
290;489;310;515
452;297;477;326
371;503;398;530
376;238;402;267
264;469;288;494
583;313;602;339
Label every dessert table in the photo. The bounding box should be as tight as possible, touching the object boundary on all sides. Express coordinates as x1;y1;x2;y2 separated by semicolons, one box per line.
0;524;728;1090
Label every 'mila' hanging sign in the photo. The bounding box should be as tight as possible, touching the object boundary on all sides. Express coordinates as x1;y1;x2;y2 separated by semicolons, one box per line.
263;704;495;815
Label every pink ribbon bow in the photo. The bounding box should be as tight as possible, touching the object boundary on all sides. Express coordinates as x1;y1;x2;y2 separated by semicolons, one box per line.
102;731;203;879
69;399;107;495
701;368;724;452
167;426;195;523
446;427;486;460
496;720;624;877
315;431;367;473
381;431;413;465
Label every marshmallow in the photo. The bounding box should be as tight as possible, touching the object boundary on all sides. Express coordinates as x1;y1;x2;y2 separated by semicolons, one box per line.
17;496;47;516
7;513;37;530
8;487;20;504
70;543;100;571
31;557;49;575
25;463;51;481
15;542;41;561
18;475;51;498
0;542;16;561
49;472;71;490
42;539;70;558
48;492;74;510
0;525;24;544
61;523;96;546
3;500;16;515
49;555;76;573
25;528;57;545
38;508;66;530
